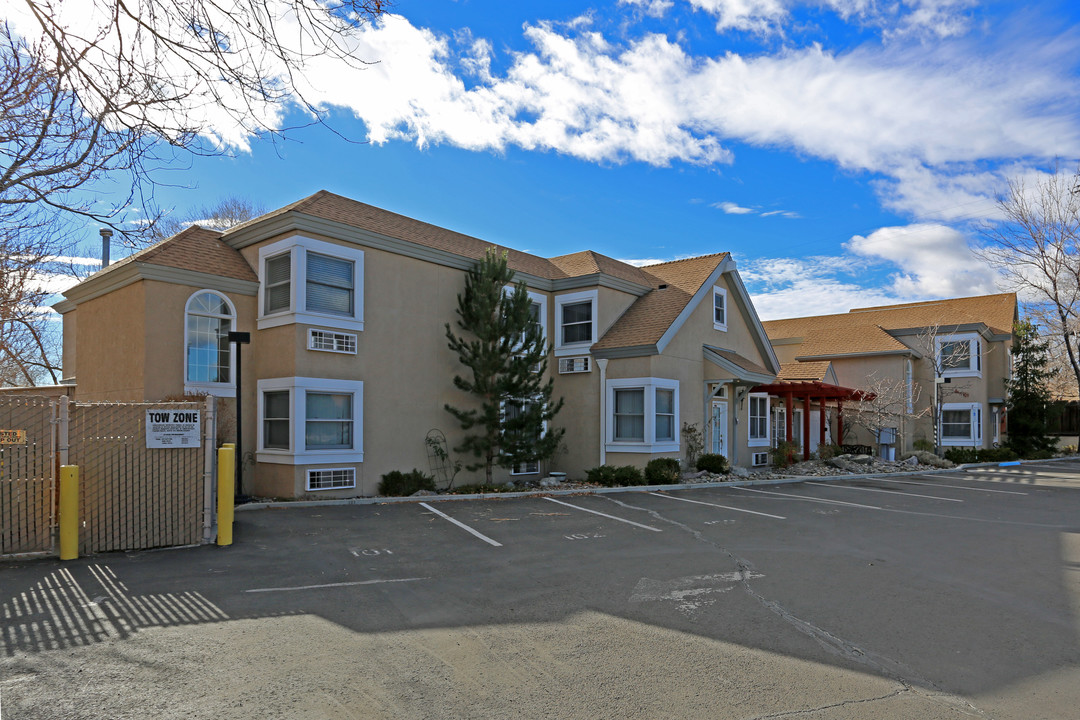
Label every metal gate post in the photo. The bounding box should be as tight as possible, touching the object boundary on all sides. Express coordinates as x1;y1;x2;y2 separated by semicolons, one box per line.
202;395;217;544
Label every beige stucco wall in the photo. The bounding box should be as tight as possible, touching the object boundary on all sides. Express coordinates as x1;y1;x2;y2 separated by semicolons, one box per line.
71;281;147;402
60;308;77;383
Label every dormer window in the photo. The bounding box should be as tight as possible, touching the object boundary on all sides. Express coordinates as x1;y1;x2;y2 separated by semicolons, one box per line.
935;333;981;378
555;290;598;357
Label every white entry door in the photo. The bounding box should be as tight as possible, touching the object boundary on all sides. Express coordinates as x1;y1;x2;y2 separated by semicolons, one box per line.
711;400;728;457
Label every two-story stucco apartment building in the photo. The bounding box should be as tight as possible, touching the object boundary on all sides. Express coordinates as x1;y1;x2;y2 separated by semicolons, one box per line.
762;294;1018;455
55;191;785;498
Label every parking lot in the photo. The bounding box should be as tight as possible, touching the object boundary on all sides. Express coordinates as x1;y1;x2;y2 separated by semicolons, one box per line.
3;460;1080;719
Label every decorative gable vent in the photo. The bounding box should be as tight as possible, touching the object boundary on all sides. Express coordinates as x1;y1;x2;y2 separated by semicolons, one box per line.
309;329;357;354
558;357;591;374
751;452;769;467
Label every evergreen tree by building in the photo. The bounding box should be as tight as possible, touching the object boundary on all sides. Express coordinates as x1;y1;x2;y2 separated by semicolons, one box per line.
1006;320;1056;457
444;249;564;484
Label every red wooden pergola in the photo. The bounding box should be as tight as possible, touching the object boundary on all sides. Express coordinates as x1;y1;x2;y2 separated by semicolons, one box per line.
750;381;876;461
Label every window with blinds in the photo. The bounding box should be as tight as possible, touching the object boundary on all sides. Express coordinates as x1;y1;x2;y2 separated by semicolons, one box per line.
306;252;354;316
264;253;291;313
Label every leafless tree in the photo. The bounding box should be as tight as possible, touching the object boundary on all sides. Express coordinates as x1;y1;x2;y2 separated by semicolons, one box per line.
978;167;1080;401
0;228;63;385
151;195;267;239
3;0;387;240
850;370;929;453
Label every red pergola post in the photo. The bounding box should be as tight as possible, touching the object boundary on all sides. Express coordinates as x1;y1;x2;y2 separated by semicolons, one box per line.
802;394;812;460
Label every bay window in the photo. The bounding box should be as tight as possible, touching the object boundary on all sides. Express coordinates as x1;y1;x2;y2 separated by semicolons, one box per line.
258;235;364;332
257;377;364;463
936;334;982;378
606;378;680;452
939;402;983;447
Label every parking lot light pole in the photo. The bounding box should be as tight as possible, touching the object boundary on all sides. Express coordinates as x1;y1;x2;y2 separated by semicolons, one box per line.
227;331;251;500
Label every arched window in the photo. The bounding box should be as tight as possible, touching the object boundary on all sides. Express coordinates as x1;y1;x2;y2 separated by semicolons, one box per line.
185;291;235;392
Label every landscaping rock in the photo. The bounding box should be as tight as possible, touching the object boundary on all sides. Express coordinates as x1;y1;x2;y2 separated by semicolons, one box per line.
730;466;751;478
825;457;863;473
539;477;562;488
410;489;438;496
902;450;954;468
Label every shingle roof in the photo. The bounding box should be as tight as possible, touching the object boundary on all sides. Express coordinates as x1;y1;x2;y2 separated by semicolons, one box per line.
763;293;1018;358
83;226;257;284
707;346;773;377
591;254;729;350
777;361;831;382
236;190;565;281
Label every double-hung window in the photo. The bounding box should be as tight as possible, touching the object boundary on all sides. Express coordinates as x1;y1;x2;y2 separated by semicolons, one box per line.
712;287;728;331
257;377;364;464
184;290;236;396
606;378;679;452
936;333;982;378
555;290;598;356
258;235;364;332
940;402;983;447
748;393;770;447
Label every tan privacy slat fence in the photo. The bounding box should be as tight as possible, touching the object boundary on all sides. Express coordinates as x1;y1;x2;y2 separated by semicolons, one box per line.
0;396;55;556
1;395;215;558
68;401;207;554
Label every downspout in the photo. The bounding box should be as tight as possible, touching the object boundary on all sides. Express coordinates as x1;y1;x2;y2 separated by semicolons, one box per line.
597;358;608;466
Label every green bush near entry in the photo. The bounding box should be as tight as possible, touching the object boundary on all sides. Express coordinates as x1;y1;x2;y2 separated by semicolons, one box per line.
695;453;730;474
943;447;1019;464
378;469;436;496
585;464;646;487
645;458;682;484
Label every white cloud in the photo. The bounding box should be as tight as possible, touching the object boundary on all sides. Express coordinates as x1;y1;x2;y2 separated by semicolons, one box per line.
687;0;977;38
291;16;1079;220
845;223;1001;298
619;0;676;18
742;222;1003;319
714;201;755;214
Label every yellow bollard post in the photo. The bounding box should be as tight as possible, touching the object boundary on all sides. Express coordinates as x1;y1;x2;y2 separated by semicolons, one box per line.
217;444;235;546
59;465;79;560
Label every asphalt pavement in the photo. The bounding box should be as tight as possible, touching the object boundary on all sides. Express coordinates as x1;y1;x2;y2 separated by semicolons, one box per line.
3;460;1080;719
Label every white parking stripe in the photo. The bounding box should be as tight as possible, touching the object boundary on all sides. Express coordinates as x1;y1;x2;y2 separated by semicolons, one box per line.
246;577;428;593
880;478;1028;495
649;492;786;519
733;487;881;510
543;497;663;532
419;502;503;547
807;482;963;502
933;472;1036;486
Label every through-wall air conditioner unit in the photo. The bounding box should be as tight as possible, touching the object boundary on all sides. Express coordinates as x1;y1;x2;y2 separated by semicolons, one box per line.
558;357;591;374
751;452;770;467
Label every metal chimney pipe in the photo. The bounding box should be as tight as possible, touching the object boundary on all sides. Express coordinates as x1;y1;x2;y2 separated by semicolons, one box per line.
100;228;112;267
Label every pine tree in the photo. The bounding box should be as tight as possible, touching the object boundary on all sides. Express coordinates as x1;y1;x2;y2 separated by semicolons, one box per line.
444;249;564;484
1006;320;1056;457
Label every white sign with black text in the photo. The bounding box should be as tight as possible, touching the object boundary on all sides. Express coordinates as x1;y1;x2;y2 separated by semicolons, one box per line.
145;409;201;448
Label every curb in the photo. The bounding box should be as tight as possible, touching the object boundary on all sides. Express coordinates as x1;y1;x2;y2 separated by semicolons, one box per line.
234;465;966;512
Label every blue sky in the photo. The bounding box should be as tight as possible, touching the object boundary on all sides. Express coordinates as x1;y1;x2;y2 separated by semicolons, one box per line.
56;0;1080;318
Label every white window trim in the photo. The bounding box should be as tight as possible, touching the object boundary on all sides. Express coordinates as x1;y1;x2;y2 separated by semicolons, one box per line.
748;392;771;448
256;377;364;465
502;397;547;475
184;290;237;397
306;467;357;491
936;333;982;379
257;235;365;333
605;377;680;453
939;402;983;447
554;289;598;357
712;286;728;332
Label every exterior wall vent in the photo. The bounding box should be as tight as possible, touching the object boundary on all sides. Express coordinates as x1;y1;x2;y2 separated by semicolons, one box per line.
558;356;591;374
307;468;356;491
308;329;357;354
